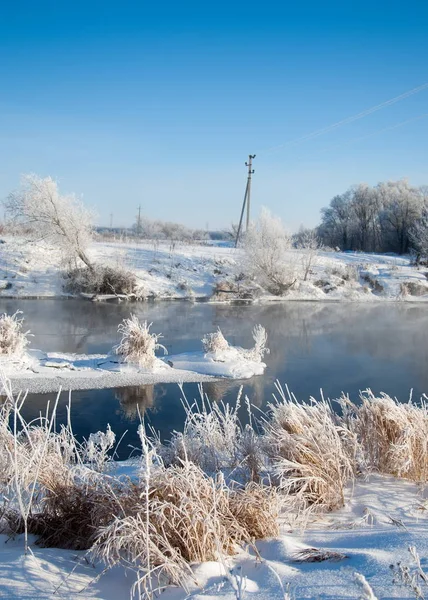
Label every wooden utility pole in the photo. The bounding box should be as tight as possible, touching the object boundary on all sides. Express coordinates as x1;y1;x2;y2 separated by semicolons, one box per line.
110;213;113;228
235;154;256;247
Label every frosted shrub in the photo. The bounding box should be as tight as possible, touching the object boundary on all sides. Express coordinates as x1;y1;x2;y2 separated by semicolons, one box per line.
0;311;30;357
244;324;270;362
241;208;299;295
202;328;229;354
83;425;116;471
64;264;136;296
202;324;269;365
115;316;167;369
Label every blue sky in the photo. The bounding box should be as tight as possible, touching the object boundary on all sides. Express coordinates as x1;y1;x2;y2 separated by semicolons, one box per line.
0;1;427;230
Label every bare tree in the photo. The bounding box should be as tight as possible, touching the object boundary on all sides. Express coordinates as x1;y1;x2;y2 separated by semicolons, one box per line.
5;174;93;268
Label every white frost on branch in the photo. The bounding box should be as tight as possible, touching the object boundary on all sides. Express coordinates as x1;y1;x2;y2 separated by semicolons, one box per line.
5;174;94;268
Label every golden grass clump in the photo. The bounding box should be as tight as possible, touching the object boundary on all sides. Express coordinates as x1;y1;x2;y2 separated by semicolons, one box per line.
115;315;167;369
265;383;356;512
343;391;428;482
229;482;280;539
93;460;248;591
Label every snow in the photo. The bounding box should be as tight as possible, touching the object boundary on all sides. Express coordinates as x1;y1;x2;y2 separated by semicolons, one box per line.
2;236;428;302
168;350;266;379
0;475;426;599
0;345;266;393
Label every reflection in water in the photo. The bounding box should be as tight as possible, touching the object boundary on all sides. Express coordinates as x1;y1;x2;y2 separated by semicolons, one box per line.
115;385;155;420
2;299;428;459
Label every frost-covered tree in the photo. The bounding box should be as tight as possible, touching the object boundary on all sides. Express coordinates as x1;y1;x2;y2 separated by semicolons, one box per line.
242;208;297;295
319;192;353;250
410;206;428;261
377;180;423;254
318;179;428;254
5;174;93;268
350;183;380;252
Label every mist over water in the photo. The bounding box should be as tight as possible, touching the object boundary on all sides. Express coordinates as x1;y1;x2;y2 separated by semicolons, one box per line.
1;298;427;459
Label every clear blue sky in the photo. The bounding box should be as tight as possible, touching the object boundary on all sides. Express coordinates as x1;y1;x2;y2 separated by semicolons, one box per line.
0;0;427;230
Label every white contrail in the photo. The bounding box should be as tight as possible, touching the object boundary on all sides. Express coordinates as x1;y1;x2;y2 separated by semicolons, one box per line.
261;82;428;155
309;112;428;156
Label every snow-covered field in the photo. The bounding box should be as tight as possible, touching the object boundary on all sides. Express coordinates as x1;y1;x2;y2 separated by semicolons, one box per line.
0;475;426;599
2;236;428;301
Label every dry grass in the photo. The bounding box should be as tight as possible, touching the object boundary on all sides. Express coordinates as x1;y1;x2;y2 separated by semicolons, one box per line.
341;391;428;482
115;316;167;369
63;264;136;296
202;328;229;354
243;324;270;362
202;325;269;364
0;311;30;357
229;482;280;539
2;371;428;599
265;383;356;512
292;547;348;563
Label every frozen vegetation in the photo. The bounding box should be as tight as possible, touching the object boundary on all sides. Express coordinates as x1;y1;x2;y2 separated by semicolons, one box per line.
0;313;269;392
0;375;427;599
2;174;428;302
2;232;428;302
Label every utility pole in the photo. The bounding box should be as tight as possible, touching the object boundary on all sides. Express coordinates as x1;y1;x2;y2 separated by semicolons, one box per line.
110;213;113;229
136;205;142;236
235;154;256;247
245;154;255;231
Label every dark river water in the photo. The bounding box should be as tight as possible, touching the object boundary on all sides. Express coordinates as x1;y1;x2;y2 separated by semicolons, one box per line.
1;298;427;459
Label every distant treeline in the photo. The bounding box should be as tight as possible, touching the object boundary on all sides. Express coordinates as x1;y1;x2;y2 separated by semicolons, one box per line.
317;179;428;255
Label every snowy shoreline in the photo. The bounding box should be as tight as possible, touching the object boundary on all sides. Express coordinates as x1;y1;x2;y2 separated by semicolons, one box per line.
2;237;428;302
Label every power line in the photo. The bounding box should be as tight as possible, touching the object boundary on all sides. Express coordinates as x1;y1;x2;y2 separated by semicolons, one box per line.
260;82;428;155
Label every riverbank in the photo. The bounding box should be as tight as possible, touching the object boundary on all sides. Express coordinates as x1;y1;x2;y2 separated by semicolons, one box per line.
2;236;428;302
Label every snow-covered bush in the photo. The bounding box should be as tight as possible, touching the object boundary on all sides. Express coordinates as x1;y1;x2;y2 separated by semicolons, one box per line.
83;425;116;471
63;264;136;296
202;328;230;354
202;325;269;369
0;311;30;357
244;324;270;362
115;316;167;369
241;208;299;295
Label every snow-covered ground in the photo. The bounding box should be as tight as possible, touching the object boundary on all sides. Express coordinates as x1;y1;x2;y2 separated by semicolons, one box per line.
0;475;426;599
0;343;266;393
2;236;428;302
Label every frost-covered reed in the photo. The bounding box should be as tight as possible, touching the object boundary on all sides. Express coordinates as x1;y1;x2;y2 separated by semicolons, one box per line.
340;391;428;482
115;315;167;369
1;372;428;599
0;311;30;357
202;324;269;363
265;383;356;512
